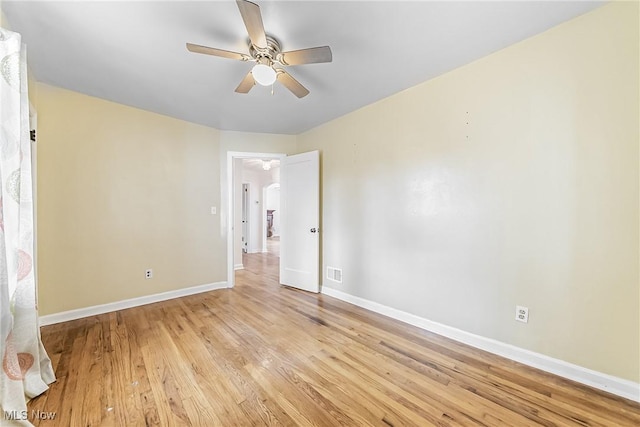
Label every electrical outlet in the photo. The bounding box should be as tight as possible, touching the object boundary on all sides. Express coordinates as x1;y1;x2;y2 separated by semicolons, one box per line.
515;305;529;323
145;269;153;279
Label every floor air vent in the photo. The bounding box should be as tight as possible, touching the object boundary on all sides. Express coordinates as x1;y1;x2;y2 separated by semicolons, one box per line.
327;266;342;283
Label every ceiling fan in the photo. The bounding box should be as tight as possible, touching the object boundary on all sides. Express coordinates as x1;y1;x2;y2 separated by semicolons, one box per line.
186;0;332;98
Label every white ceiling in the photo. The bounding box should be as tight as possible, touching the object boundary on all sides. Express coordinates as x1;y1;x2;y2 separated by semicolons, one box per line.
4;1;602;135
243;158;280;172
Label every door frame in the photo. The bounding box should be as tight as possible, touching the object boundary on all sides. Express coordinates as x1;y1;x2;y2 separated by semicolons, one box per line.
241;183;250;254
226;151;286;288
30;104;38;295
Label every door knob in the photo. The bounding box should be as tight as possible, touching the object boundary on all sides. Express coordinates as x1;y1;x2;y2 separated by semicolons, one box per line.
310;228;317;233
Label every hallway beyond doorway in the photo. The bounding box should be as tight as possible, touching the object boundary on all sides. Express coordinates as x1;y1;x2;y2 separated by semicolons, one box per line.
239;236;279;284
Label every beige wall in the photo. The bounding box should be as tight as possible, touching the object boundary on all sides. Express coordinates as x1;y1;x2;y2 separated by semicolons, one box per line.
220;131;297;154
34;83;225;315
298;2;639;382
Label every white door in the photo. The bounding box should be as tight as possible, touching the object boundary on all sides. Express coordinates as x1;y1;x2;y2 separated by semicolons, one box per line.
280;150;320;292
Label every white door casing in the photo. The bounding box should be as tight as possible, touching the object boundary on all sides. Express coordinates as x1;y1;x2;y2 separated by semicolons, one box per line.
280;150;320;293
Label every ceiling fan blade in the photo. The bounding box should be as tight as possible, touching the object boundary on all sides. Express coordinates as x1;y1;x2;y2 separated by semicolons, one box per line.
235;71;256;93
236;0;267;49
186;43;248;61
277;70;309;98
279;46;332;66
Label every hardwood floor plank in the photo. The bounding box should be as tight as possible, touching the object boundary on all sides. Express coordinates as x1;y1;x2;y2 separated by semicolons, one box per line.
110;318;145;426
140;343;190;426
197;323;298;426
322;330;523;426
152;322;246;425
245;362;332;427
311;351;453;427
29;245;640;426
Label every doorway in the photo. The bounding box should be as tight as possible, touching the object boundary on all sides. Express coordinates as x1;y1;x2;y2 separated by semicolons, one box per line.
226;151;284;288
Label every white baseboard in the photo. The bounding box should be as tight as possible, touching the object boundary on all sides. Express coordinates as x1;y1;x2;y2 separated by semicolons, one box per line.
39;281;228;326
234;264;244;270
321;286;640;402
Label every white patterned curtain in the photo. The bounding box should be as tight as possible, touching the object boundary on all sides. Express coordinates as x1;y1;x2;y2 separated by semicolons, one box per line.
0;28;55;425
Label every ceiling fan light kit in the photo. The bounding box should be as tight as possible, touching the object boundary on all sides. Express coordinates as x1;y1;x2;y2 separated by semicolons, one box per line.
252;61;276;86
186;0;332;98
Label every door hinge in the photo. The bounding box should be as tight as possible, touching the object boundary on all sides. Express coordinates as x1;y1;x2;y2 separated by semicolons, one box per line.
30;129;36;142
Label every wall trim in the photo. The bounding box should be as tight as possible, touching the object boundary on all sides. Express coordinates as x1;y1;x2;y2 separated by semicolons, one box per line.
321;286;640;402
234;264;244;270
39;281;229;326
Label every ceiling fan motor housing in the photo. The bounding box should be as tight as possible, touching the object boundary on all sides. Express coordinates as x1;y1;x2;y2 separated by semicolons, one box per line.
249;35;282;65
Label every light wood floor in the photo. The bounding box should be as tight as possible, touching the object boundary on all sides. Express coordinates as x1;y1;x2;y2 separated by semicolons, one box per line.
29;247;639;426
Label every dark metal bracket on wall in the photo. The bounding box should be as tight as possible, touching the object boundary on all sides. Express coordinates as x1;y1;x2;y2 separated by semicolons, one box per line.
30;129;36;142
